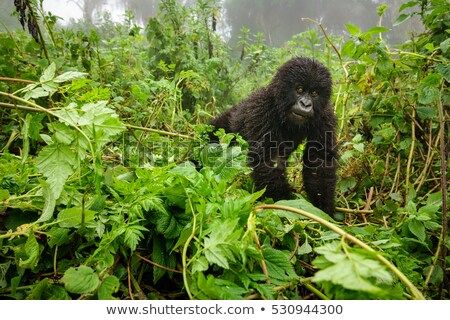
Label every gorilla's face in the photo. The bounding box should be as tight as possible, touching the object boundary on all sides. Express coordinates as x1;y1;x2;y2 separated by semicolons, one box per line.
289;86;318;124
273;57;332;126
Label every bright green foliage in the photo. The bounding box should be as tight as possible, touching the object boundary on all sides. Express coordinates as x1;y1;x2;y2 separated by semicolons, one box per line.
0;0;448;300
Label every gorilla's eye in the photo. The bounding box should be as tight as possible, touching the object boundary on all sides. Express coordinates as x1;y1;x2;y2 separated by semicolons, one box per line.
311;91;319;97
296;87;304;94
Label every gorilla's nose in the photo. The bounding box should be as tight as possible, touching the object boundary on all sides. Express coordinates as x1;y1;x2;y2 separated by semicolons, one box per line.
300;96;312;109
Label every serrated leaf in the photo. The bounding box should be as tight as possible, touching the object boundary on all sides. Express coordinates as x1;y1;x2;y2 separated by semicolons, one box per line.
408;219;426;242
97;275;120;300
73;101;126;147
418;73;442;105
124;223;148;251
203;218;242;269
61;265;100;294
262;247;298;281
49;122;75;144
313;247;392;293
24;86;49;100
57;208;96;228
40;62;56;82
36;144;76;200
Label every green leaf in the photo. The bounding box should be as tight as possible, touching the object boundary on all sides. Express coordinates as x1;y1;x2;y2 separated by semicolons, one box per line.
61;265;100;294
313;244;392;293
40;62;56;82
17;230;40;269
97;275;120;300
203;218;242;269
36;144;76;200
341;40;356;58
416;106;437;120
191;256;209;273
262;247;298;281
54;71;87;83
57;208;96;228
346;24;361;36
393;13;412;26
37;182;56;223
439;38;450;54
436;64;450;82
417;73;442;105
408;219;426;242
47;227;71;247
399;1;419;12
124;223;148;251
365;26;390;35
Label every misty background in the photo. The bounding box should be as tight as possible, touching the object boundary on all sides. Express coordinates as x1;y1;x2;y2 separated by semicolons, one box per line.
0;0;423;45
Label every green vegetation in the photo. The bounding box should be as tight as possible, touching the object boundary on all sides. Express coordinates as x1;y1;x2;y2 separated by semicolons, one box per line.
0;0;448;300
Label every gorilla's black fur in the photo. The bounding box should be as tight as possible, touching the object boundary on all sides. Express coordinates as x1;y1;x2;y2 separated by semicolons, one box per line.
210;57;338;214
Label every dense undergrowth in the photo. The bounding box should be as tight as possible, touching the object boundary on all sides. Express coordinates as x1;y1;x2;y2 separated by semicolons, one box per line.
0;0;448;300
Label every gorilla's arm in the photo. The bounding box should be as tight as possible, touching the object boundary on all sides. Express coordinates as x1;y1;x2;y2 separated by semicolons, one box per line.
302;110;338;214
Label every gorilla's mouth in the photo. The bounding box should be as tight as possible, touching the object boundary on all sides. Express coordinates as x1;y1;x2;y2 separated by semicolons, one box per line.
291;110;310;120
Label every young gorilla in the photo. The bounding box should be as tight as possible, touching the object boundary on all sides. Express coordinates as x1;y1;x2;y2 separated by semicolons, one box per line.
210;57;338;215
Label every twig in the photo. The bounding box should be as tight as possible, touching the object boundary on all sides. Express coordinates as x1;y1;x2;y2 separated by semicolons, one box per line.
253;230;270;284
437;81;448;299
134;253;182;274
126;124;195;140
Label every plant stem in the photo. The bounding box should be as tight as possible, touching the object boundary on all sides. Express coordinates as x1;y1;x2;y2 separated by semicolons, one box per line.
254;204;425;300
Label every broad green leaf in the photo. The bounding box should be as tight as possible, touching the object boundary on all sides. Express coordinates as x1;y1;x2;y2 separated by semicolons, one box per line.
366;26;390;35
47;227;71;247
346;23;361;36
399;1;419;12
439;38;450;54
49;122;75;144
36;144;76;200
57;208;96;228
203;218;242;269
17;230;40;269
54;71;87;83
313;258;381;292
313;245;392;293
191;256;209;273
393;13;412;26
262;247;298;281
341;40;356;58
40;62;56;82
416;106;436;120
37;183;56;223
97;275;120;300
24;86;49;100
53;103;80;126
408;219;426;242
61;265;100;294
417;73;442;105
436;64;450;82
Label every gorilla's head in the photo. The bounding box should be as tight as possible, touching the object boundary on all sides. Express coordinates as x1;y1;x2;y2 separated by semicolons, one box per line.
272;57;333;125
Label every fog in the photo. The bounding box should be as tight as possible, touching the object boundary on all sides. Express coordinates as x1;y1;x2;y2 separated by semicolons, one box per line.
2;0;423;45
